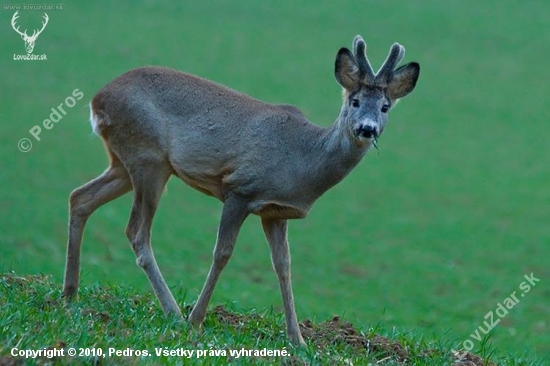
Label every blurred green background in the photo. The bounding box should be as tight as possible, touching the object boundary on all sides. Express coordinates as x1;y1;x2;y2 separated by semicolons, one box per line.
1;0;548;360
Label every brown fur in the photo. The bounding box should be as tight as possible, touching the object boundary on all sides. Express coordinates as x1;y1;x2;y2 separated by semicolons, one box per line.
62;36;420;345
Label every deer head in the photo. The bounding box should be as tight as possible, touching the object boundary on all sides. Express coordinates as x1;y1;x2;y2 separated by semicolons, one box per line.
335;36;419;144
11;11;49;54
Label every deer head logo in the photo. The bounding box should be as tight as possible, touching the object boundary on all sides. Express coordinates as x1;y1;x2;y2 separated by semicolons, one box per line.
11;11;49;54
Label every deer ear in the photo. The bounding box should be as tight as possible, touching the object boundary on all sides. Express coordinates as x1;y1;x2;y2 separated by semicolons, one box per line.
335;48;360;91
388;62;420;100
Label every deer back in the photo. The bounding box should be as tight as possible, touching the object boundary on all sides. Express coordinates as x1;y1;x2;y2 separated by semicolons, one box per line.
91;67;334;217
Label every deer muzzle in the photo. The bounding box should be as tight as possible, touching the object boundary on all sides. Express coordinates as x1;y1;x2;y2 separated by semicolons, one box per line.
356;124;379;139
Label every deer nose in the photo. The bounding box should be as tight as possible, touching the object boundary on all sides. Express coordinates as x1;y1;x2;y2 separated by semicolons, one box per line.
359;125;378;139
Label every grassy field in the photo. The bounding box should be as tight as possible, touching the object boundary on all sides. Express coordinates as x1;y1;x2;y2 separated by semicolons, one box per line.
1;0;548;363
0;274;508;365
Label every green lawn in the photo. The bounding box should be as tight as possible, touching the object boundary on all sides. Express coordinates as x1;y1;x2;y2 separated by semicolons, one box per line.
0;274;513;365
1;1;548;363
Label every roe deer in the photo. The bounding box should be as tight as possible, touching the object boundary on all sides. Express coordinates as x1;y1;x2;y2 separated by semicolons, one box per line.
63;35;420;345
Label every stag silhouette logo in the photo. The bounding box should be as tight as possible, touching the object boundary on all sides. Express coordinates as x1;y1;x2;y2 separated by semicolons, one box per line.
11;11;49;54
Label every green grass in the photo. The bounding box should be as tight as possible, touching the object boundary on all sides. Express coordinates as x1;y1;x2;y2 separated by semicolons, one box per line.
1;273;541;365
1;0;549;363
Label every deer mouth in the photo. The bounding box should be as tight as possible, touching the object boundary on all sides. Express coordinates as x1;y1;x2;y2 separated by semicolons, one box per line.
355;124;379;140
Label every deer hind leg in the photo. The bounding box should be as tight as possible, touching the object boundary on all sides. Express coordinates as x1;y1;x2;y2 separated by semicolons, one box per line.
63;155;132;299
125;161;181;316
261;218;305;345
188;192;249;327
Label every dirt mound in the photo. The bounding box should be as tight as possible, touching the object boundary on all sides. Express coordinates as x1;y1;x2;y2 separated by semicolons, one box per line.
0;273;494;366
214;305;494;365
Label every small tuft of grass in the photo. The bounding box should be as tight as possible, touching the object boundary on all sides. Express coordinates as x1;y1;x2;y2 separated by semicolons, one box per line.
0;273;542;365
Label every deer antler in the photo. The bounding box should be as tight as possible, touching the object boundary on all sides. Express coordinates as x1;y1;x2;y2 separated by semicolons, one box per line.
31;13;49;39
375;43;405;84
352;36;406;86
352;36;376;84
11;11;28;38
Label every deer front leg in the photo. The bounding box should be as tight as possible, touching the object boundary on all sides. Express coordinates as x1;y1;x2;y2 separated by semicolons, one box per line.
188;193;249;327
261;218;305;345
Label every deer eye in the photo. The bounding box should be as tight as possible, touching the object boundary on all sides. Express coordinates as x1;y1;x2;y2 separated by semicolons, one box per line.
351;99;360;108
381;104;390;113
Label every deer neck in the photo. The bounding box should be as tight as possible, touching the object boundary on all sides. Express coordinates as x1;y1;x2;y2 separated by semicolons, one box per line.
327;117;369;167
305;117;369;197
